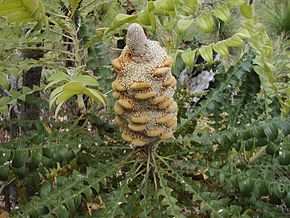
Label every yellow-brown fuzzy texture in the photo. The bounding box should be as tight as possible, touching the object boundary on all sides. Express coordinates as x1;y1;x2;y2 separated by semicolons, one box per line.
112;23;178;147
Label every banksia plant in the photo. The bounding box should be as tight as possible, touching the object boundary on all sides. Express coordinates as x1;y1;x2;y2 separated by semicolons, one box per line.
112;23;178;147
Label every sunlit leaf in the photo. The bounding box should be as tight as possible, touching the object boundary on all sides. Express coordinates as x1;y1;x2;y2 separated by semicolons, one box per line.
181;49;196;68
199;45;213;63
212;41;229;56
240;4;252;19
177;19;194;34
196;13;214;33
227;0;246;6
83;87;106;106
214;4;231;23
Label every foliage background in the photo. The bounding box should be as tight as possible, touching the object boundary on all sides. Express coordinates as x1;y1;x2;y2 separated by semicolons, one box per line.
0;0;289;217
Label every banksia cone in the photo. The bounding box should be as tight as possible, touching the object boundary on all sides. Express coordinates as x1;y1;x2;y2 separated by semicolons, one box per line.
112;23;178;147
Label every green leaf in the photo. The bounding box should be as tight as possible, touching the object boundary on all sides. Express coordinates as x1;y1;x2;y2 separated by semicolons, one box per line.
56;90;75;105
83;87;106;106
227;0;246;6
0;165;10;181
0;72;9;89
177;19;194;34
138;11;151;26
62;81;84;94
107;14;137;32
225;34;245;47
53;90;76;116
240;4;252;19
0;0;47;26
199;45;213;64
196;13;214;33
212;41;229;56
54;205;69;218
181;49;196;68
47;72;70;82
0;150;10;165
154;0;175;12
213;4;231;23
178;0;199;15
49;85;64;109
237;29;251;38
74;75;99;87
12;150;29;168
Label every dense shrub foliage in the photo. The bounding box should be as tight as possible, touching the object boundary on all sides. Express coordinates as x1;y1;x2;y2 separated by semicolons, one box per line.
0;0;289;217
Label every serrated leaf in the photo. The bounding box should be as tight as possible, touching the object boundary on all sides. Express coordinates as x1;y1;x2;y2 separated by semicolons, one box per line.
54;205;69;218
177;19;194;34
12;149;29;168
0;72;9;89
213;4;231;23
138;11;151;26
196;13;214;33
225;34;244;47
154;0;175;12
227;0;245;6
237;29;250;38
181;49;196;68
212;41;229;56
199;45;213;64
240;4;252;19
